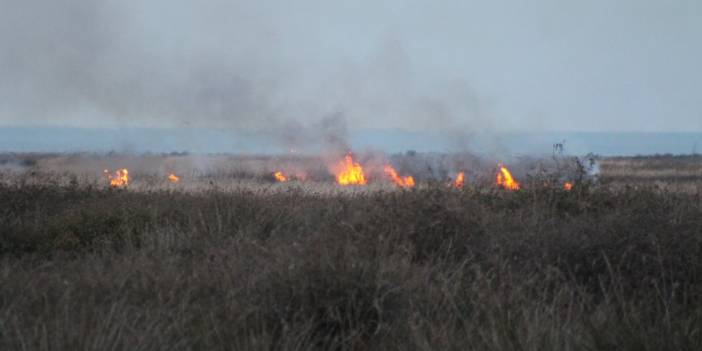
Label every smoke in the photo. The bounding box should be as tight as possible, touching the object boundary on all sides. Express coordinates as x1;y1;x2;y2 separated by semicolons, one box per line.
0;1;278;128
318;112;350;155
0;0;493;154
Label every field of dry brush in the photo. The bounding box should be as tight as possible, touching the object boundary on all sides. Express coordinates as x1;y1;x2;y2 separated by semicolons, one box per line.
1;153;701;350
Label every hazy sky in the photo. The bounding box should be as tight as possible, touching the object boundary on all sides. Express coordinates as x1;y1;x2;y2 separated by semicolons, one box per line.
1;0;700;132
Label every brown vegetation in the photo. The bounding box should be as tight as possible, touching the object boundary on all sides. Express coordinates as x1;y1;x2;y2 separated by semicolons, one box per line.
600;155;702;184
1;179;702;349
1;153;701;349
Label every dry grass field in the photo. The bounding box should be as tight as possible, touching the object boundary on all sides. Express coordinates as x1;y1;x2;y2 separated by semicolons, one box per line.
599;155;702;192
1;152;701;350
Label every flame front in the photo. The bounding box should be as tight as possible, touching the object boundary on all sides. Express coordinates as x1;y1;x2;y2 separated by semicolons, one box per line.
563;182;573;190
274;171;288;182
454;171;465;189
168;174;179;183
384;165;415;188
496;165;520;191
104;168;129;188
335;154;367;186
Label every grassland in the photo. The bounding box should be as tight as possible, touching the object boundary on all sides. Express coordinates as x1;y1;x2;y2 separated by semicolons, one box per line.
1;153;701;350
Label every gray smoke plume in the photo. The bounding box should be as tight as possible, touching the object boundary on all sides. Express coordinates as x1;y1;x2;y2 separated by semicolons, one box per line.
0;0;491;146
3;0;702;153
0;1;278;128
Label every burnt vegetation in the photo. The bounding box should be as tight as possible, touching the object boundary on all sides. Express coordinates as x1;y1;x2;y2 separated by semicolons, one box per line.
1;177;702;350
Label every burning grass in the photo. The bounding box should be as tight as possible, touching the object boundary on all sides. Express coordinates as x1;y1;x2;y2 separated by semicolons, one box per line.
273;170;287;182
453;171;465;189
496;164;520;190
383;164;415;188
333;153;367;186
104;168;129;187
1;153;702;349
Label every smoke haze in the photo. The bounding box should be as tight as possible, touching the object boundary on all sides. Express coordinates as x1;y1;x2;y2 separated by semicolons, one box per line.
1;0;701;138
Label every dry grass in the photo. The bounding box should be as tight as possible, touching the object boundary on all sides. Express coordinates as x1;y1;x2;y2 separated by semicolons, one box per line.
1;153;702;350
599;155;702;193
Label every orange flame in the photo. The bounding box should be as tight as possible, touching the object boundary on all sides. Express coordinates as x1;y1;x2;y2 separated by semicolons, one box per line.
104;168;129;188
383;165;415;188
273;171;288;182
335;154;367;186
496;165;520;191
168;174;179;183
454;171;465;189
564;182;573;190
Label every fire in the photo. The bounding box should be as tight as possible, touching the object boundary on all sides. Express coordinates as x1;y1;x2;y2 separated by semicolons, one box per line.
273;171;288;182
168;174;179;183
383;165;415;188
104;168;129;188
335;154;367;186
496;165;520;191
564;182;573;190
454;171;465;189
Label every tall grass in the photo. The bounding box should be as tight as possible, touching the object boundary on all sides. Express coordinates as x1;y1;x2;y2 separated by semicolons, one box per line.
1;182;701;350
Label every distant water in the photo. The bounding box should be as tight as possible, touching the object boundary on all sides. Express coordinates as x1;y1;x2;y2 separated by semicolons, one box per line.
1;127;701;156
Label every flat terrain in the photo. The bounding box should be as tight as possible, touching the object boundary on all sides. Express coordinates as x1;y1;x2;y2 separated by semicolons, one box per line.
599;155;702;191
1;153;701;350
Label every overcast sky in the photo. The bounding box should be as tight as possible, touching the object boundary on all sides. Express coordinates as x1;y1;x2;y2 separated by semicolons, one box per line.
1;0;700;132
